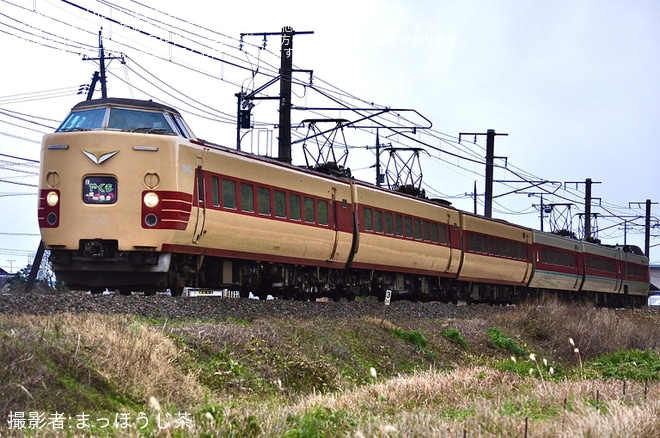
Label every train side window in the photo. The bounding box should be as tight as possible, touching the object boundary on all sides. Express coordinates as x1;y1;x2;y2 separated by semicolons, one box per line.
395;215;403;236
384;212;393;235
404;217;412;238
222;179;236;209
439;224;447;244
413;218;422;240
474;234;482;253
318;200;328;226
430;223;438;243
274;190;286;218
364;208;373;231
374;210;383;233
211;176;220;207
422;221;430;241
240;183;254;212
258;186;271;216
289;194;301;221
304;197;315;223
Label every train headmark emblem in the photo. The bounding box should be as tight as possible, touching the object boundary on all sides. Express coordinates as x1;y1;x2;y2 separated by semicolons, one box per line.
82;150;119;165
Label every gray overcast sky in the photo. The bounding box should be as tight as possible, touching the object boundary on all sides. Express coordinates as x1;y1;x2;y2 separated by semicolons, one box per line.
1;0;659;273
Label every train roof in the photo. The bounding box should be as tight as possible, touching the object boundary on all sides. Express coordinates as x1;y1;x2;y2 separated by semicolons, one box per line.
71;98;182;116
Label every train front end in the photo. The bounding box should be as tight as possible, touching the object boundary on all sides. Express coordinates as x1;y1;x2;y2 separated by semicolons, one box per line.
38;98;195;293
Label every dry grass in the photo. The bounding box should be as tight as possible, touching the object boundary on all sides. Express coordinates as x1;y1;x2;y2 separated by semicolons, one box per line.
0;313;205;416
290;367;660;438
492;297;660;364
0;298;658;437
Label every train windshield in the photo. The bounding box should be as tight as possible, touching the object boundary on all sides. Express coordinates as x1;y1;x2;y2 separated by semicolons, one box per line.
107;108;176;135
57;106;178;135
58;108;106;132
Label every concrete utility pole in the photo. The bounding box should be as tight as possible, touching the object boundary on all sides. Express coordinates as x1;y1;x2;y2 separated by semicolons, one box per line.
238;27;313;161
458;129;508;218
585;178;594;240
566;178;601;241
278;26;294;164
629;199;657;257
83;28;124;100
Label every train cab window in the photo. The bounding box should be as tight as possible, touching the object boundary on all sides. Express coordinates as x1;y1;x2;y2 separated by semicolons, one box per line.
289;194;301;221
222;180;236;209
258;186;271;216
211;176;220;207
304;197;315;223
240;183;254;212
404;217;412;238
395;215;403;236
274;190;286;218
167;114;194;139
318;200;328;226
364;208;373;231
385;212;393;235
374;210;383;233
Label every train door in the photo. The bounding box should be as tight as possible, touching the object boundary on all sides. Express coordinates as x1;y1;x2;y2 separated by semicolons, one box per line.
327;187;341;261
615;250;624;293
191;157;207;244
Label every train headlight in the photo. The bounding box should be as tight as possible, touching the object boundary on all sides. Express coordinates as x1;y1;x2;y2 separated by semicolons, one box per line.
143;192;159;208
46;191;59;206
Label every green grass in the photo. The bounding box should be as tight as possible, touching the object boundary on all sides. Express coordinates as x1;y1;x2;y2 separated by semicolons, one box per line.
487;326;527;357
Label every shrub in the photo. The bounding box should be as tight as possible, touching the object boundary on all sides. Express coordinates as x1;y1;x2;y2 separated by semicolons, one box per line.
487;327;527;357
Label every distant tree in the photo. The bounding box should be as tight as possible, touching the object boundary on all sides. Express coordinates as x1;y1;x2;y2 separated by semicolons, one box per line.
3;252;64;293
552;229;578;239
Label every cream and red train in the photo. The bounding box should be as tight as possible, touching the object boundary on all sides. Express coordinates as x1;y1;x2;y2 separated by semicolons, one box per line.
38;98;650;305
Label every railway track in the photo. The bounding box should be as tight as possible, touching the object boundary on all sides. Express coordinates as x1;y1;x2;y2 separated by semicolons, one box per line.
0;290;509;322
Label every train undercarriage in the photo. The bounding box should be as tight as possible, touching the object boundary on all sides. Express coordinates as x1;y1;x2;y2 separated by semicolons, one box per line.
49;244;647;307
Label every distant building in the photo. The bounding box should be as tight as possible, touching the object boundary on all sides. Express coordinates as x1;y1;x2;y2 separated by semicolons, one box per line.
0;267;12;287
650;264;660;292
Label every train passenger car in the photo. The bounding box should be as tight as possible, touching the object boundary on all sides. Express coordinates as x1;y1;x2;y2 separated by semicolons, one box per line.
578;242;649;306
580;240;622;295
163;145;357;298
528;230;583;293
616;245;650;298
457;213;533;303
351;183;462;299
